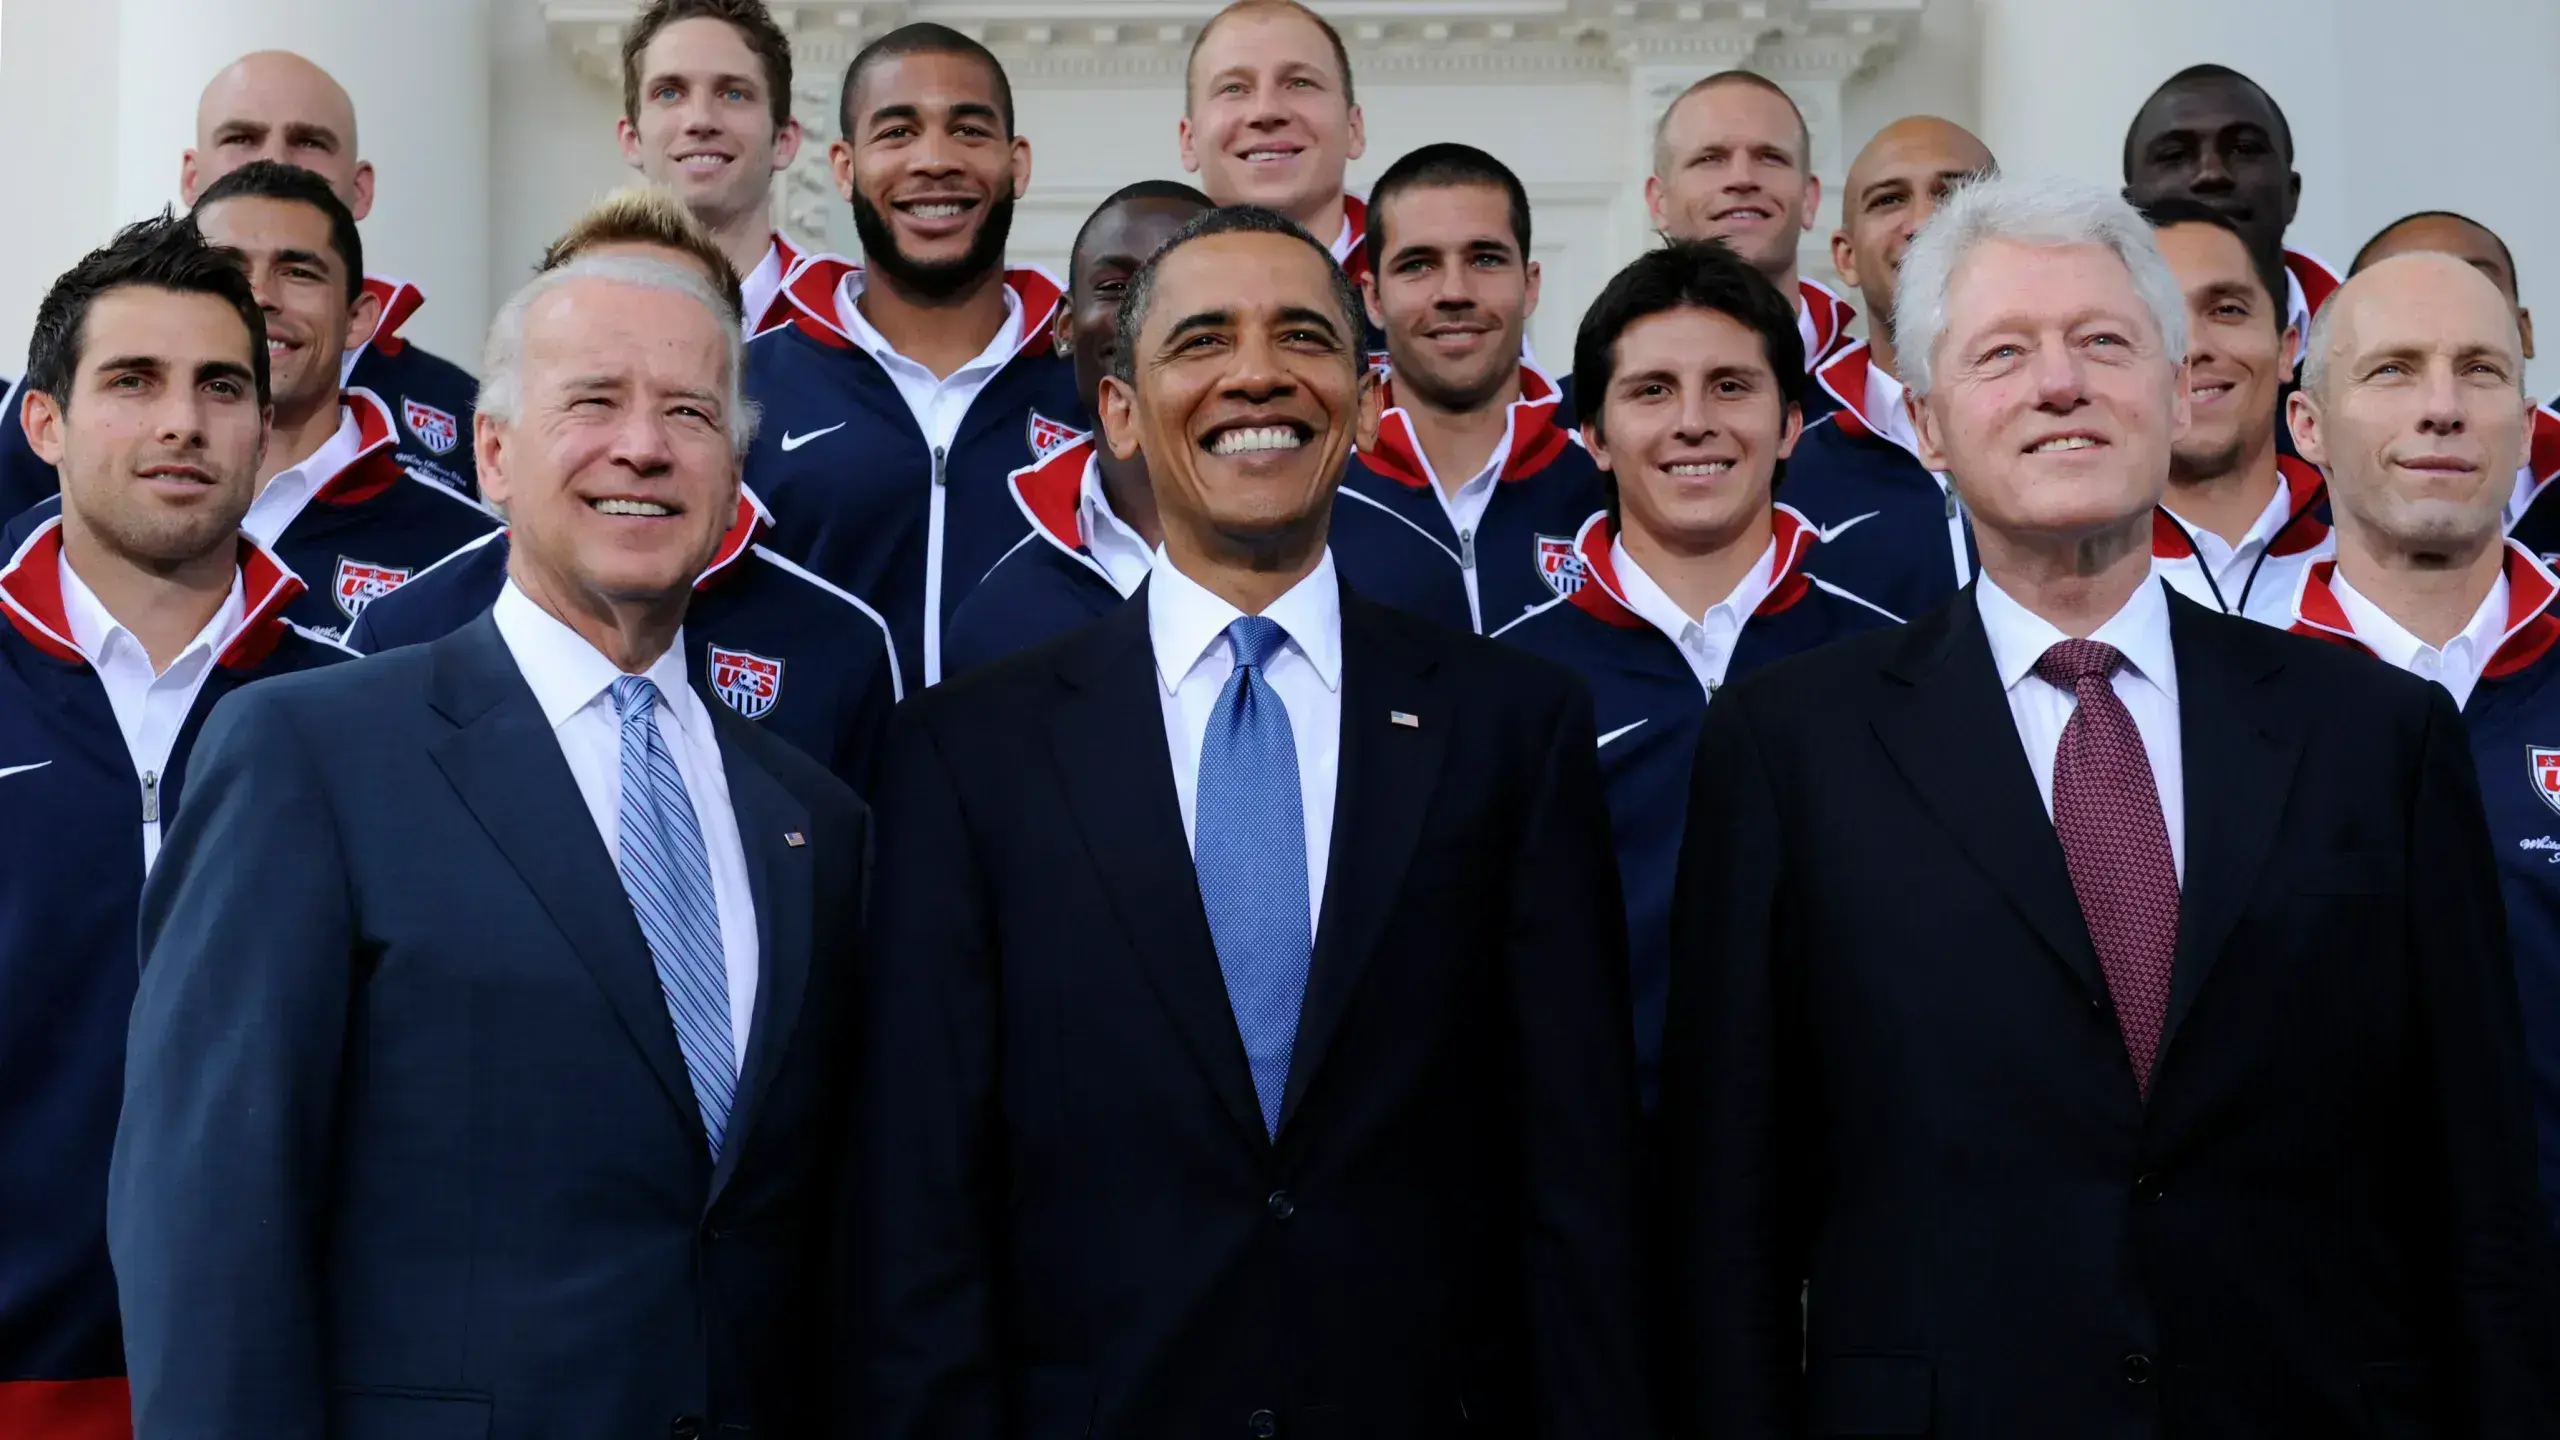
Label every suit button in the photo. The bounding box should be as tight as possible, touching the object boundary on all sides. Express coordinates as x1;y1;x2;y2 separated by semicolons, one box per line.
1266;1190;1295;1220
1249;1409;1279;1437
2122;1353;2154;1385
2134;1172;2165;1203
671;1418;705;1440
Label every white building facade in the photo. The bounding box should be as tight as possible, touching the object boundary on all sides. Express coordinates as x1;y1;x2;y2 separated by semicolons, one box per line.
2;0;2555;395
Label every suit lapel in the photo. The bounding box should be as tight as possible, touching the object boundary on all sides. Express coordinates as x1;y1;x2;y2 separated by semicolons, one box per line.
2158;597;2299;1063
426;616;706;1144
1870;591;2109;1006
1047;600;1272;1153
1277;599;1445;1134
704;704;813;1204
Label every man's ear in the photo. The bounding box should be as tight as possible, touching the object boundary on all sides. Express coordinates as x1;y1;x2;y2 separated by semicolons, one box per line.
1049;302;1073;359
616;116;645;172
1830;227;1861;291
344;286;385;356
1098;375;1143;461
350;161;377;223
1799;173;1823;234
1579;419;1614;475
474;411;513;511
829;138;858;201
772;117;805;173
2285;387;2327;469
179;150;204;207
2519;306;2536;362
22;389;67;467
1355;366;1384;452
1361;272;1385;331
1909;388;1951;473
2278;321;2302;385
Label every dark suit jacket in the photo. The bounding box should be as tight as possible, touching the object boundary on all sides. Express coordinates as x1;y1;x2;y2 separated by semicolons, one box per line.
851;585;1649;1438
106;613;869;1440
1661;582;2560;1439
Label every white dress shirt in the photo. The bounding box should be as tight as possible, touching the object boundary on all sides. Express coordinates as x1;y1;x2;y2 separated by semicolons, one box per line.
240;404;367;547
2332;567;2509;711
740;237;788;338
492;582;760;1066
59;556;244;872
1077;454;1156;599
1611;534;1778;698
1864;360;1971;590
836;269;1024;453
1976;570;2187;882
2158;476;2333;625
1151;550;1344;936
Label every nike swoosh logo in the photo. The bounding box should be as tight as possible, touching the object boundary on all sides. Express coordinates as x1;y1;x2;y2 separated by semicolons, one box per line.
780;422;846;453
1815;511;1881;543
1596;720;1648;749
0;761;53;781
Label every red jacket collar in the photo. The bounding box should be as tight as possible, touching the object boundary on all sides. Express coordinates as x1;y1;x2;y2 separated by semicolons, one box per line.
2152;454;2330;559
1812;339;1903;443
1799;279;1857;370
695;486;774;590
1359;364;1571;490
777;252;1064;360
307;388;409;507
2289;538;2560;680
2510;404;2560;520
2283;247;2342;321
1335;193;1372;288
359;274;427;357
1566;503;1820;629
1006;432;1101;558
747;232;806;338
0;515;307;670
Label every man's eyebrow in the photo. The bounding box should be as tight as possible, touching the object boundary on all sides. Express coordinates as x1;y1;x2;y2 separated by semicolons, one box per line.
211;119;268;142
1275;305;1344;340
193;359;257;389
2195;279;2260;305
91;354;168;376
863;102;923;128
1160;308;1234;346
280;121;341;151
272;246;334;275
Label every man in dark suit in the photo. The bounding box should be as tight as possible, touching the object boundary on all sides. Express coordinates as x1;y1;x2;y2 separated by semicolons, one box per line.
1662;173;2560;1438
107;251;868;1439
852;205;1649;1438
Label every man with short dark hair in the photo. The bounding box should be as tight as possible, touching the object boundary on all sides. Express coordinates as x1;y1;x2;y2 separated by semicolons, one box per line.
854;203;1648;1438
2145;198;2328;625
744;24;1078;687
1497;241;1894;1110
1783;114;1992;620
0;214;347;1438
942;180;1210;675
177;161;498;640
1334;143;1603;634
618;0;808;335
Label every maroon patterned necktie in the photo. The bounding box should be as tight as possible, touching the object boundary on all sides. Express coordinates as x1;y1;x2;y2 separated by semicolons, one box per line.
2033;639;2180;1097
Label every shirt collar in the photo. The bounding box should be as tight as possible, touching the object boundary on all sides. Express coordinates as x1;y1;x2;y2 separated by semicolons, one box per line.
1076;455;1155;596
58;549;245;675
2329;565;2511;676
1147;548;1344;696
1610;531;1779;640
834;268;1025;380
1861;358;1918;455
243;403;371;545
1976;566;2180;704
741;233;794;337
491;579;700;740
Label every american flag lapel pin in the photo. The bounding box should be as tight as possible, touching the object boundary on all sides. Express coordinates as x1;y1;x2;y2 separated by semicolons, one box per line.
784;831;807;847
1390;710;1420;729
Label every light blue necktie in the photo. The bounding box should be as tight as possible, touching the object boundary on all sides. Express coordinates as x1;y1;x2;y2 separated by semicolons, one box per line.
1193;615;1312;1138
610;674;736;1157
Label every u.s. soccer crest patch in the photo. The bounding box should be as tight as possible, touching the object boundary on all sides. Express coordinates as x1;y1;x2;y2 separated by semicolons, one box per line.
401;397;459;455
1025;409;1081;460
709;646;784;720
1535;534;1586;598
2530;746;2560;817
332;558;411;620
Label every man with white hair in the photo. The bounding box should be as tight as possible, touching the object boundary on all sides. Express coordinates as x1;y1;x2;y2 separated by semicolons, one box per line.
107;254;870;1439
1661;174;2560;1436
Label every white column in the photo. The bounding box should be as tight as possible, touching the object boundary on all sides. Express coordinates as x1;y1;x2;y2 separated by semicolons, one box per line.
0;0;129;372
114;0;493;367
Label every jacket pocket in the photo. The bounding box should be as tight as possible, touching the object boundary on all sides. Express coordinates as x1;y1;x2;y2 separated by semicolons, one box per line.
1805;1354;1933;1437
2355;1361;2440;1440
325;1386;493;1440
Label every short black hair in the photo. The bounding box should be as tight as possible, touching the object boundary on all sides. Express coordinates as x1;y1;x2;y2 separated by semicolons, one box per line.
193;159;366;303
841;23;1015;139
1070;180;1214;293
24;211;270;411
2140;196;2290;328
2124;63;2295;175
1112;205;1363;384
1365;143;1532;278
2353;209;2521;297
1187;0;1357;109
1574;240;1803;512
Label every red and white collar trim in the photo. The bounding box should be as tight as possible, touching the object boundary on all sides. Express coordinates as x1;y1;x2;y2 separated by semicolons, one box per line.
776;252;1063;362
2505;403;2560;523
1359;363;1571;491
746;232;807;338
1798;278;1857;371
1565;503;1819;630
1007;431;1101;561
2152;453;2330;560
308;388;410;506
1333;193;1372;287
2289;538;2560;680
0;516;307;670
695;485;774;590
2283;246;2342;324
358;274;428;357
1812;339;1920;454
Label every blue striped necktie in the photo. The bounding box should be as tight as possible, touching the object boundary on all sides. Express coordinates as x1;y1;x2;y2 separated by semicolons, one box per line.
1192;615;1312;1137
610;674;736;1157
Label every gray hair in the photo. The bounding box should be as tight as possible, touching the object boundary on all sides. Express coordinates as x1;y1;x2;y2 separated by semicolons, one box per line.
1894;173;2188;397
476;254;760;457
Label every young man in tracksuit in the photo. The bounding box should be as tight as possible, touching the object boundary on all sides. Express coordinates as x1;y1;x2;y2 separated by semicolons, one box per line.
1336;144;1605;634
0;215;349;1439
2144;200;2331;625
1782;116;1992;621
742;24;1078;688
2285;250;2560;1237
1497;241;1898;1111
941;181;1210;676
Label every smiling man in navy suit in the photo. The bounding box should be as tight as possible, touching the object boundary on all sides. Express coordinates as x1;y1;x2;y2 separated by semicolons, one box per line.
852;205;1648;1438
108;252;867;1439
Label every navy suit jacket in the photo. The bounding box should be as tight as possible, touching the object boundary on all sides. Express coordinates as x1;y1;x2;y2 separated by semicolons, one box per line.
852;582;1650;1438
107;614;868;1440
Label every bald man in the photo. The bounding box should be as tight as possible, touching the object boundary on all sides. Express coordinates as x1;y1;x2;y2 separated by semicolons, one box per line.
2286;253;2560;1253
1780;115;1993;621
2351;211;2560;560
